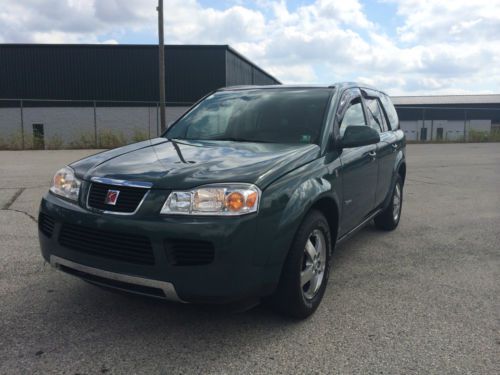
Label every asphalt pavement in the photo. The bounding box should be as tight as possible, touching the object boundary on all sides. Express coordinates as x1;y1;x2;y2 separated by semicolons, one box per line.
0;144;499;374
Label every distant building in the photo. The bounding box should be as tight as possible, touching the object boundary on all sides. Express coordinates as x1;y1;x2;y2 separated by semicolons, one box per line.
392;95;500;141
0;44;279;147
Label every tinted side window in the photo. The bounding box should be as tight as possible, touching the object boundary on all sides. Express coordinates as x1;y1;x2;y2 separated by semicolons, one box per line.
380;94;399;130
377;101;389;132
339;97;366;137
364;97;385;132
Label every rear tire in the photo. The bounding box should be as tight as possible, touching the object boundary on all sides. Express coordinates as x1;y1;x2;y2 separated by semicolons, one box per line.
374;175;403;231
269;210;332;319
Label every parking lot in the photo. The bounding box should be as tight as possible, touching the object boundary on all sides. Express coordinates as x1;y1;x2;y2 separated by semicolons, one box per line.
0;143;498;374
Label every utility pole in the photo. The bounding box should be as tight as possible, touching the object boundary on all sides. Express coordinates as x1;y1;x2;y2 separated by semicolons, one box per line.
157;0;166;133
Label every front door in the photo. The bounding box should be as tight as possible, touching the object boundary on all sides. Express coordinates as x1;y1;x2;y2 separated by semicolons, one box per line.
437;127;443;140
337;89;378;236
420;127;427;141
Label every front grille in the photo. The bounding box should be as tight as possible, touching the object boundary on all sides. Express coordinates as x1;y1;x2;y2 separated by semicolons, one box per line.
165;239;215;266
59;223;155;265
87;182;148;213
39;213;55;237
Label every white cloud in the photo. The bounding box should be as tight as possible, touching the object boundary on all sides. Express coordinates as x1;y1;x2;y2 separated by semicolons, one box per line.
266;64;318;83
164;3;266;43
392;0;500;44
0;0;499;94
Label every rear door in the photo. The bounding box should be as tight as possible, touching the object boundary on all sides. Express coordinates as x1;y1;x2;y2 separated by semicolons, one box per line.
338;88;378;235
362;90;397;207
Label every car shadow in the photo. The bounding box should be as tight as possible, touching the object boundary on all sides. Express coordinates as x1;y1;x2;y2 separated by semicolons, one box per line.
330;222;382;266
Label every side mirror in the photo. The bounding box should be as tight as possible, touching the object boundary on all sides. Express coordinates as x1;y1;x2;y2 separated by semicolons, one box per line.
341;125;380;148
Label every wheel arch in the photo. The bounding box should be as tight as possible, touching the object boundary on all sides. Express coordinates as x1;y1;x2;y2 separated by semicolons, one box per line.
269;193;340;299
309;196;340;247
265;182;341;269
382;155;406;210
398;161;406;184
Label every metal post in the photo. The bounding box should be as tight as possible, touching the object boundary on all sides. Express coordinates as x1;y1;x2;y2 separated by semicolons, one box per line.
422;108;426;142
20;99;25;150
157;0;166;133
93;100;98;147
156;102;160;136
463;109;467;142
148;105;151;139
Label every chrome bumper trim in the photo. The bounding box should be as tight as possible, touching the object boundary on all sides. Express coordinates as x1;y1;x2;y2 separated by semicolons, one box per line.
50;255;184;302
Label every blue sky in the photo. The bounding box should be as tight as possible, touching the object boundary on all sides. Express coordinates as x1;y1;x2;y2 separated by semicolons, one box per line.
1;0;499;95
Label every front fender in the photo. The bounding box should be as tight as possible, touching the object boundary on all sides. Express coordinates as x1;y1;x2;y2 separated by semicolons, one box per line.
253;156;341;267
279;177;333;233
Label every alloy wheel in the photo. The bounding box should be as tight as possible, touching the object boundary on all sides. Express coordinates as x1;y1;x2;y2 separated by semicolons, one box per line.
393;183;402;222
301;229;327;300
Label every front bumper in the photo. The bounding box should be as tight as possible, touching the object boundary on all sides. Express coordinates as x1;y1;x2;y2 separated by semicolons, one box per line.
39;192;281;303
49;255;183;301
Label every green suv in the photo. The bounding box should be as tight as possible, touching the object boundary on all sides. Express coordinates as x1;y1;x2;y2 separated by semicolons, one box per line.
39;83;406;318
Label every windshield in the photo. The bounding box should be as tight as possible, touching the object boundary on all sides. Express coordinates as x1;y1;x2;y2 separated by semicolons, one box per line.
165;88;332;145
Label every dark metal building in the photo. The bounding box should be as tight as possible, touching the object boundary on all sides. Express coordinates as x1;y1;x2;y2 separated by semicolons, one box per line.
0;44;280;147
0;44;280;105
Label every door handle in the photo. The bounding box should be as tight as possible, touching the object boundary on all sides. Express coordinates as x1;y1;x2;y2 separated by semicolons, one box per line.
367;151;377;160
391;144;398;151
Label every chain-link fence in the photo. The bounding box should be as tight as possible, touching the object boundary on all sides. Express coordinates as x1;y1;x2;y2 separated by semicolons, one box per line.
0;99;191;150
1;99;499;149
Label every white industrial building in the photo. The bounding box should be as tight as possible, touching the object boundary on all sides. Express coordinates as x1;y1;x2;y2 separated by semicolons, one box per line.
392;95;500;141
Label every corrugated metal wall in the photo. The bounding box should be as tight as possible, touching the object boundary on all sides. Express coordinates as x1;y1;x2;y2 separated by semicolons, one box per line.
396;104;500;123
253;69;278;85
225;49;279;87
0;45;159;102
225;50;253;86
0;44;279;105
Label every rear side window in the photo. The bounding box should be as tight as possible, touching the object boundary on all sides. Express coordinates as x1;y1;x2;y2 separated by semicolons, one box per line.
364;97;387;132
380;94;399;130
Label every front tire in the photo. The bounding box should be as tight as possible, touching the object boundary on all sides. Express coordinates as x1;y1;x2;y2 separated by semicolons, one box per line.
269;210;332;319
374;175;403;231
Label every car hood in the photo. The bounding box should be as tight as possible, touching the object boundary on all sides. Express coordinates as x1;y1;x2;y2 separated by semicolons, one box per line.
70;138;320;190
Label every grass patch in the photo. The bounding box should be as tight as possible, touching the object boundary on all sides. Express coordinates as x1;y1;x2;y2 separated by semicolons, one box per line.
46;134;65;150
68;132;97;149
0;132;33;150
132;129;149;143
468;129;500;142
98;129;127;149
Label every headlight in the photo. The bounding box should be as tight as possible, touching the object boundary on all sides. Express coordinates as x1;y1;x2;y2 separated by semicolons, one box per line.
161;184;260;216
49;166;81;202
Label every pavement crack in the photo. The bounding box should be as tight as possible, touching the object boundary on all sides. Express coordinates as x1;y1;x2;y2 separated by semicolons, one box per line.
0;208;38;223
407;177;447;186
0;184;49;190
2;188;25;210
